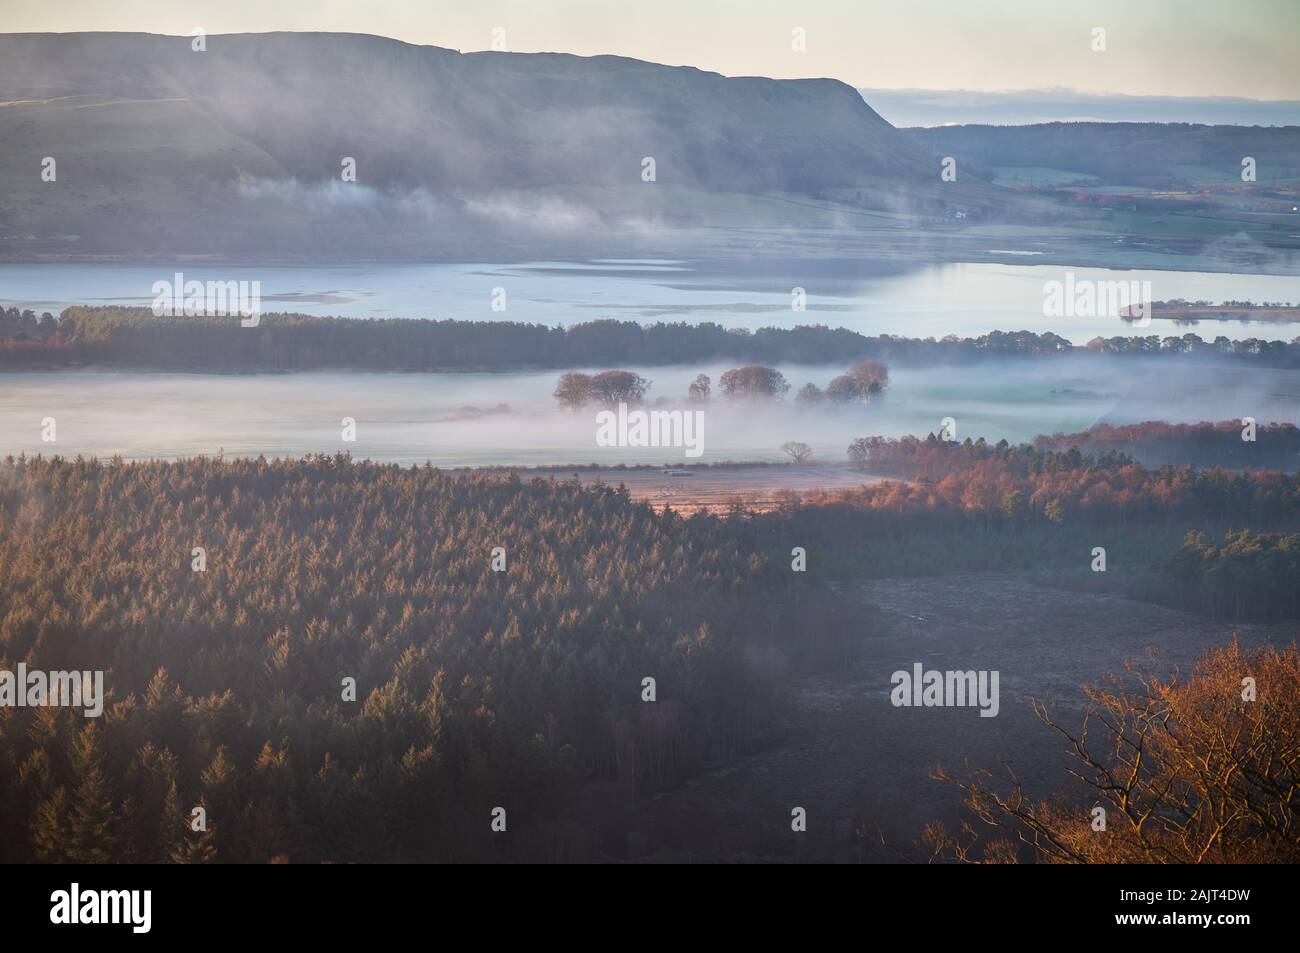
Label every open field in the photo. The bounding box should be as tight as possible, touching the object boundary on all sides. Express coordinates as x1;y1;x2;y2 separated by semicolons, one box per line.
639;572;1294;861
452;462;886;513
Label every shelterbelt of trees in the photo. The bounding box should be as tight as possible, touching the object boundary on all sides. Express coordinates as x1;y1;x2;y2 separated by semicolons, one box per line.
803;435;1300;618
825;436;1300;528
0;454;863;863
1034;420;1300;469
5;306;1300;370
853;423;1300;477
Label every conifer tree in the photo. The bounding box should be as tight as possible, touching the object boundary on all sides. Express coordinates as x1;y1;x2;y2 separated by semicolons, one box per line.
32;787;73;863
66;723;120;863
170;797;217;864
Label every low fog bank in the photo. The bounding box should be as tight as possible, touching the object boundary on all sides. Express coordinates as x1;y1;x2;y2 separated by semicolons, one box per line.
1;356;1294;467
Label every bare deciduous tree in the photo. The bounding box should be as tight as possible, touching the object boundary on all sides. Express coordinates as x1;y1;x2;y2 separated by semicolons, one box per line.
781;441;813;464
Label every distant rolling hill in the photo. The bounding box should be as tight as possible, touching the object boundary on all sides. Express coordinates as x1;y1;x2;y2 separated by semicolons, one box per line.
0;31;969;259
11;33;1290;266
903;122;1300;189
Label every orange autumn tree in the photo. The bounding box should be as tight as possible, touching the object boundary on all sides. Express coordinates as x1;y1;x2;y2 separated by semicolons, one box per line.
929;639;1300;863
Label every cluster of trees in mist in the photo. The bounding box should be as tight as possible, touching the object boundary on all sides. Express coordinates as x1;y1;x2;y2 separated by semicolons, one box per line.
553;370;652;410
551;360;889;410
0;454;863;863
793;360;890;405
6;307;1300;371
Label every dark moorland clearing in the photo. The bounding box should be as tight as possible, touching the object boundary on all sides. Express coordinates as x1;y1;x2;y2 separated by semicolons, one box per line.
640;572;1291;862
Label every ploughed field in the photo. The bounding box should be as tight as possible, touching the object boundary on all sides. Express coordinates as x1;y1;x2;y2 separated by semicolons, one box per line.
637;572;1292;862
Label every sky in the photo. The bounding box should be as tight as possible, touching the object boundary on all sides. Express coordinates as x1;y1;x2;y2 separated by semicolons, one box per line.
3;0;1298;100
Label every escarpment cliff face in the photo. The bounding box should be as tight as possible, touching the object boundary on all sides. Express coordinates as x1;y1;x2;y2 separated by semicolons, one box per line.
0;31;940;257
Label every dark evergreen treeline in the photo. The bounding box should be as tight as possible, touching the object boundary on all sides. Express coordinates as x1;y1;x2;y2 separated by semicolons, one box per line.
5;306;1300;371
847;433;1136;481
0;308;58;340
0;454;860;863
1157;530;1300;621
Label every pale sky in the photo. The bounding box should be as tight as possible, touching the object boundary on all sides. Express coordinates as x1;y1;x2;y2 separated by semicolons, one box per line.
4;0;1298;99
